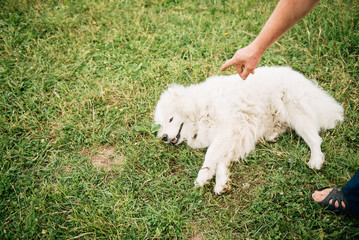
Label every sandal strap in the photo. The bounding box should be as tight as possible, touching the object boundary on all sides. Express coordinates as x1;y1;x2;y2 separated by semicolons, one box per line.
317;187;347;213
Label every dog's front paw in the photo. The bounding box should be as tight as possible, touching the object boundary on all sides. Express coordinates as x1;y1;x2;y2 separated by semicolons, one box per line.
194;167;214;187
214;181;231;195
194;175;211;187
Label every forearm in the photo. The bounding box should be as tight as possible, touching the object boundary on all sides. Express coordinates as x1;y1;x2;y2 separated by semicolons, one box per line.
220;0;320;79
252;0;320;54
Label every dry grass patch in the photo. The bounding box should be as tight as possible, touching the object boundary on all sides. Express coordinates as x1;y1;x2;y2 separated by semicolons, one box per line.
185;222;205;240
85;146;125;170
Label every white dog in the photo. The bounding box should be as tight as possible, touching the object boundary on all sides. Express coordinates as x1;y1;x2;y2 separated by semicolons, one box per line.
154;66;343;194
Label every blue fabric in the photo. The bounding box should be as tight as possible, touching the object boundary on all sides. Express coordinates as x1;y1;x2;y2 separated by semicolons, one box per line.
342;169;359;218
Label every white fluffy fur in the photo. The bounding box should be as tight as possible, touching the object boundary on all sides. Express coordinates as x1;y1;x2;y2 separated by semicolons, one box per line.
154;66;343;194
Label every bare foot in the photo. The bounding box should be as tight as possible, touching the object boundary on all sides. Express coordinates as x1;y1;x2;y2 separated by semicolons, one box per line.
312;188;346;208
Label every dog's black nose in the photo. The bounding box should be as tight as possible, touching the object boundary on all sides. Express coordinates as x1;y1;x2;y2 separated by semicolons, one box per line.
162;134;168;141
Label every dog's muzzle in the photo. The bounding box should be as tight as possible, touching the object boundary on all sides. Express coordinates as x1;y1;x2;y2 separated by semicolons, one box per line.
161;123;184;145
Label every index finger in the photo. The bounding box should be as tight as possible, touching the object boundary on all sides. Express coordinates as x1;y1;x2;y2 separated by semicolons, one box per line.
220;58;235;71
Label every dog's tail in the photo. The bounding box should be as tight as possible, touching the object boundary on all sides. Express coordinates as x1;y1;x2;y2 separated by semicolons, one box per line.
283;79;344;131
312;90;344;130
297;83;344;130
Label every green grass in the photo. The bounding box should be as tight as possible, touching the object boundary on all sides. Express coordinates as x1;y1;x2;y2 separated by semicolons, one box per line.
1;0;358;239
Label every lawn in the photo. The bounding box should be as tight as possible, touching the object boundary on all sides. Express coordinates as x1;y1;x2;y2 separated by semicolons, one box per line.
1;0;358;239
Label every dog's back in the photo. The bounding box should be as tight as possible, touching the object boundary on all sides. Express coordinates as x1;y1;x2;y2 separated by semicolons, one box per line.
203;66;343;131
246;66;344;130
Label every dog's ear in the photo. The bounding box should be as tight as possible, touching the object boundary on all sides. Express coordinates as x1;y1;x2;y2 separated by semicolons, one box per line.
162;84;187;105
167;84;186;98
164;84;197;121
158;84;185;104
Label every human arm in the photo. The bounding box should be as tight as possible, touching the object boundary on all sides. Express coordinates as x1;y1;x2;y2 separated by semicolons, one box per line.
220;0;320;80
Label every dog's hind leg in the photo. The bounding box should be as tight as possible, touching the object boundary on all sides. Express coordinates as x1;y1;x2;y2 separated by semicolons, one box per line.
290;115;324;170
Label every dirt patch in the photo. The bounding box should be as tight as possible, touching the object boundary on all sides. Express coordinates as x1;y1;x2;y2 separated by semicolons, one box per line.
63;165;72;173
185;223;205;240
189;233;204;240
90;146;125;170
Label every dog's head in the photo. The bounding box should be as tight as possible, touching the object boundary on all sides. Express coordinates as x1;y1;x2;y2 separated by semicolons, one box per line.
154;84;196;146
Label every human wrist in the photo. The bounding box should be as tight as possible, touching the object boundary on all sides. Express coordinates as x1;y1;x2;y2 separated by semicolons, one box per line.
249;39;267;57
246;41;265;62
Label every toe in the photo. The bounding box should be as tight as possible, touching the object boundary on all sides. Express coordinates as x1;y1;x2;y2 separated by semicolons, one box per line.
312;188;333;202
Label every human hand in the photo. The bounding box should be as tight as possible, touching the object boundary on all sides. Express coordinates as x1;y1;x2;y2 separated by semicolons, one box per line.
220;44;263;80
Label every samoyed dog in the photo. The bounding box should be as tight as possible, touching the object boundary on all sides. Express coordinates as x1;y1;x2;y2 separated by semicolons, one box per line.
154;66;343;194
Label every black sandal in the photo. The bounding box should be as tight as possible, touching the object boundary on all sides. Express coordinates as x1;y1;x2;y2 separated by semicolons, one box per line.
311;187;348;215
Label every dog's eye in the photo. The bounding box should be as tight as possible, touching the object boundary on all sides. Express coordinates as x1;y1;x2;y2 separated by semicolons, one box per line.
169;117;173;123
